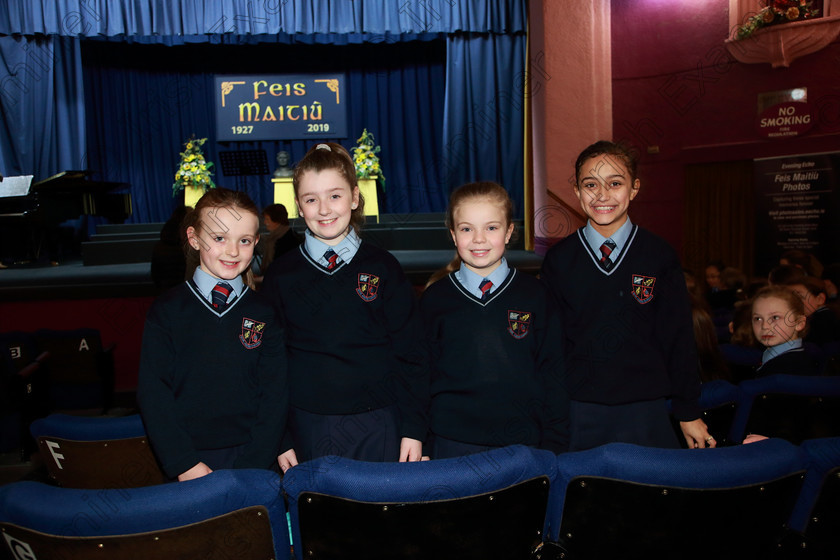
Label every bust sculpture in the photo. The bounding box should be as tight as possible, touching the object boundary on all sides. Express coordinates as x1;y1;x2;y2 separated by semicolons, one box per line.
273;150;293;178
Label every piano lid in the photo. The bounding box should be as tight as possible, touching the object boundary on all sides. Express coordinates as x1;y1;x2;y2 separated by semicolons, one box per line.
31;171;130;194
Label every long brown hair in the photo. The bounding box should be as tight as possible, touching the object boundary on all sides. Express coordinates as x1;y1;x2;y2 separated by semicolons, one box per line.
183;187;260;290
293;142;366;234
425;181;515;288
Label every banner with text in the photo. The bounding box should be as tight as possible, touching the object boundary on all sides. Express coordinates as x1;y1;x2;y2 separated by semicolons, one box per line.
214;74;347;141
754;152;840;275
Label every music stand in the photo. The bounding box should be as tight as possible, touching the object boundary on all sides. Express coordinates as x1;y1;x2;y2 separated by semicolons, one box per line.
218;150;270;191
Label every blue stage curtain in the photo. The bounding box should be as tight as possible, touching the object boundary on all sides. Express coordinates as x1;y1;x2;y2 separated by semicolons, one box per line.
82;38;447;222
442;32;527;217
1;1;526;36
0;35;85;178
2;1;526;222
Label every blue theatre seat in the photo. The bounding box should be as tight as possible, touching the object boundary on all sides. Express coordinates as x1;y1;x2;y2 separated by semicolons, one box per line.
784;437;840;558
282;445;557;560
728;374;840;445
544;439;807;559
29;413;165;488
0;469;290;560
697;379;740;446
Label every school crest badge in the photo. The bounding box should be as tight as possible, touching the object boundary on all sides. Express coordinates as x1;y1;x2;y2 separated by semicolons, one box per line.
356;273;380;302
507;310;532;339
240;318;265;349
631;274;656;304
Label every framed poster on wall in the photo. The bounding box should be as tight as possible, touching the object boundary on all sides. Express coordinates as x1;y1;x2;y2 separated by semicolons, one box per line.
753;152;840;275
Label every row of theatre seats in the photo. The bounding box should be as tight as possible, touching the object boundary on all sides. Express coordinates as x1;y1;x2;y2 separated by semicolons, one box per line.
2;372;839;560
0;328;115;455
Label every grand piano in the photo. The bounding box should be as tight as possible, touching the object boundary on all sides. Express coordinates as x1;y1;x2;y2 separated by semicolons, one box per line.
0;171;132;264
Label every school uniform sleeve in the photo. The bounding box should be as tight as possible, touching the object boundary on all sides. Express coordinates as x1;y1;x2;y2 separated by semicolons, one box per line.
656;254;702;421
136;299;201;479
537;295;571;453
233;307;288;469
384;259;429;442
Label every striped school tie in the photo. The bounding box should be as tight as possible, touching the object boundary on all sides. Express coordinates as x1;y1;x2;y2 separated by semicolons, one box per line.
600;239;617;271
324;249;339;270
479;279;493;301
211;282;233;311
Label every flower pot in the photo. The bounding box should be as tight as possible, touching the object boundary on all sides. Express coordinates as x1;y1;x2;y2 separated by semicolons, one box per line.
358;177;379;221
184;185;204;208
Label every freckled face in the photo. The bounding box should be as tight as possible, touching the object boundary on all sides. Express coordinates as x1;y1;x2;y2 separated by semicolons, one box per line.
752;295;805;347
575;153;640;238
450;198;514;276
187;205;259;281
296;169;359;246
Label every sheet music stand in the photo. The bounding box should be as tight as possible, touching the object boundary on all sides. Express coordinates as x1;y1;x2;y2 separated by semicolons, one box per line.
218;150;270;191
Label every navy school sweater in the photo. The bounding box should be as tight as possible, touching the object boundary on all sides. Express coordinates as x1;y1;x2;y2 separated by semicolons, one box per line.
261;241;428;442
137;282;288;478
540;225;702;421
421;269;570;453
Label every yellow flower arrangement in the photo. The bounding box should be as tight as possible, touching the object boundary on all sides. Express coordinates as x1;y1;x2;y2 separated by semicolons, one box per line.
172;135;216;197
735;0;819;40
352;129;385;190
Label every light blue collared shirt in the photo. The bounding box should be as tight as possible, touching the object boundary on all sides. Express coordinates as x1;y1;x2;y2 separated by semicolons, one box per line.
761;337;803;366
192;267;245;305
304;228;362;267
583;218;633;262
455;258;510;299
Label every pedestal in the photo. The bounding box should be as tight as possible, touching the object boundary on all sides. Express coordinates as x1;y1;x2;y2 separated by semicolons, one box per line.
272;177;297;218
184;185;204;208
358;177;379;222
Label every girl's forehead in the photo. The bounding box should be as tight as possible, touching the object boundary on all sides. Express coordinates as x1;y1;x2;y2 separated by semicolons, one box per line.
753;296;789;311
581;153;630;178
199;204;258;232
454;197;507;217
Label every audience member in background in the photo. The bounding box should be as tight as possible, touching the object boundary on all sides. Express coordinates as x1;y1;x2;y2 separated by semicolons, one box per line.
822;262;840;304
768;264;807;286
540;140;714;450
704;260;725;292
690;295;731;382
259;203;301;275
703;260;728;309
708;266;749;342
751;285;818;377
784;276;840;348
138;188;288;481
719;299;763;383
421;182;569;459
150;206;189;292
780;249;822;278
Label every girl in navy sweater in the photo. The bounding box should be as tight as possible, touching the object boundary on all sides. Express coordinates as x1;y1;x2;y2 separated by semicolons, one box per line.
541;141;713;451
138;188;288;481
261;143;426;470
421;182;569;459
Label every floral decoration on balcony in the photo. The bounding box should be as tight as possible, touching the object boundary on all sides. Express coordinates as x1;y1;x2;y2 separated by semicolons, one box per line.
735;0;821;40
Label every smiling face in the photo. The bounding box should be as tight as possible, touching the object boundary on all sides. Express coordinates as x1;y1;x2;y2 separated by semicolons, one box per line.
752;295;805;347
187;205;259;281
296;168;359;246
575;153;640;238
450;197;514;276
